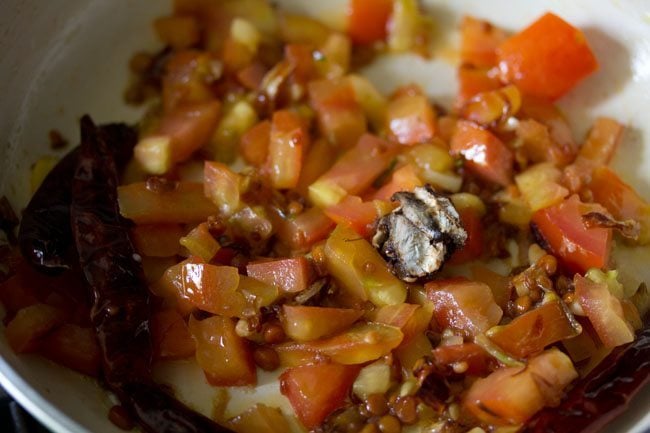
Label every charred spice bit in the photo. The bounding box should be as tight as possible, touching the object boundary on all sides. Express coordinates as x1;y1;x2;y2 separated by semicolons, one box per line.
145;176;179;193
372;185;467;282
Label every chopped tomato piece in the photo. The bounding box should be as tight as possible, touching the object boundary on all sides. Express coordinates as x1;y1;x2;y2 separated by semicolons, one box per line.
296;138;337;197
5;303;66;353
236;61;267;90
574;275;634;348
276;206;335;252
281;305;364;342
240;120;271;167
487;300;580;358
246;257;314;294
460;16;507;68
497;12;598;101
118;182;218;224
280;362;360;429
448;208;484;265
373;303;433;344
463;349;577;425
347;0;393;45
426;277;503;336
131;224;185;257
324;225;406;307
162;50;219;111
150;309;196;360
470;265;511;310
267;110;308;189
285;43;315;85
432;343;492;376
204;161;241;216
386;93;437;145
41;324;101;377
324;195;378;238
588;166;650;244
309;134;397;208
158;100;221;164
531;195;612;274
189;315;256;386
519;96;578;161
450;120;513;186
308;78;367;149
456;65;502;108
159;258;247;317
578;117;624;164
372;164;422;202
275;322;403;366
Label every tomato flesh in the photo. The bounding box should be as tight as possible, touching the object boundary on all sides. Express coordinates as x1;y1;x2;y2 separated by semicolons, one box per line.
497;12;598;101
281;305;364;342
246;257;314;294
280;362;360;429
531;195;612;274
426;277;503;336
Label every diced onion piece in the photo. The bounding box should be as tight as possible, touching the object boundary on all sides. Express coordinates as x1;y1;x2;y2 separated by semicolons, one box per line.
134;136;173;175
515;162;568;212
352;360;392;400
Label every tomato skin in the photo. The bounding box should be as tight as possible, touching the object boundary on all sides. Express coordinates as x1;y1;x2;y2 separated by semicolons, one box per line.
150;309;196;360
450;120;513;186
189;315;256;387
246;257;314;294
426;277;502;336
118;182;218;224
347;0;393;45
487;301;579;358
240;120;271;167
281;305;364;342
373;303;433;344
460;16;507;68
531;195;612;274
5;303;66;353
387;93;437;145
578;117;623;164
324;195;378;238
276;206;335;252
309;78;367;149
574;275;634;348
309;134;397;208
463;349;578;425
41;324;101;377
267;110;307;189
372;163;422;202
275;322;403;366
448;208;483;265
587;166;650;243
280;362;360;429
432;343;492;376
497;12;598;101
456;65;502;109
159;100;222;164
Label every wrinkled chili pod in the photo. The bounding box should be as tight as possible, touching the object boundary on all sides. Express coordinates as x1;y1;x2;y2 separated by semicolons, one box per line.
523;322;650;433
18;122;136;274
70;116;232;433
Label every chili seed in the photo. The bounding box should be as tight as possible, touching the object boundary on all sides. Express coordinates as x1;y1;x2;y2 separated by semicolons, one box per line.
377;415;401;433
365;393;389;416
262;322;286;344
108;405;134;431
393;396;418;425
253;346;280;371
